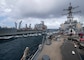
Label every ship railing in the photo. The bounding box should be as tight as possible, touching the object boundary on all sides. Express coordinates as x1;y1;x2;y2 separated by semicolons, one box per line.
21;47;29;60
28;34;47;60
29;44;42;60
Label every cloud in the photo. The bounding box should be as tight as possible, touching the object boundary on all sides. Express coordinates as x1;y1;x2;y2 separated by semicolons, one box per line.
0;16;68;29
1;0;84;18
4;0;64;18
0;0;84;29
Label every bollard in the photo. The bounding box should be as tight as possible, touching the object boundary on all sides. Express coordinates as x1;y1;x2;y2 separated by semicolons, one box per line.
74;43;77;48
42;55;50;60
39;44;42;50
46;39;51;45
21;47;29;60
72;51;75;55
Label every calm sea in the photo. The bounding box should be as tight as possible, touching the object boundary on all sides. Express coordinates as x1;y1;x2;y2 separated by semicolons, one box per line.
0;35;43;60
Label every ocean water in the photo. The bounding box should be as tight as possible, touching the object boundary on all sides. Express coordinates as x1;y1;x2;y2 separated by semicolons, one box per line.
0;35;43;60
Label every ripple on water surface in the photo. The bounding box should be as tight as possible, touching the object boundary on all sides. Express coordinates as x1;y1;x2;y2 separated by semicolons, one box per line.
0;35;43;60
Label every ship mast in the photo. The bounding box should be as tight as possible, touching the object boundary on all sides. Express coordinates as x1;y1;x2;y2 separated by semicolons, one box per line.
63;3;81;21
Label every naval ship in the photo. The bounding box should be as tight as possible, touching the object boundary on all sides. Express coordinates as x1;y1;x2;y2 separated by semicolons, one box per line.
20;3;84;60
0;21;47;40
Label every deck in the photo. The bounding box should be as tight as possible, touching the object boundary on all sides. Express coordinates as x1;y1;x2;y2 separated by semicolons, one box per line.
37;36;64;60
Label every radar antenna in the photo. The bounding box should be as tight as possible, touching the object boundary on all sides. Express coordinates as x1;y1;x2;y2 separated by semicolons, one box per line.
63;3;81;21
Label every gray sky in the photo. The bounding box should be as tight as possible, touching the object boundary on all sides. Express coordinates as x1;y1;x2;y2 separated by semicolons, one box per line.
0;0;84;29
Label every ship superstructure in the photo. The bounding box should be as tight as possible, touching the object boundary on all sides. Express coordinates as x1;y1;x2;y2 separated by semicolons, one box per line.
0;21;47;35
34;21;47;31
60;3;83;34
